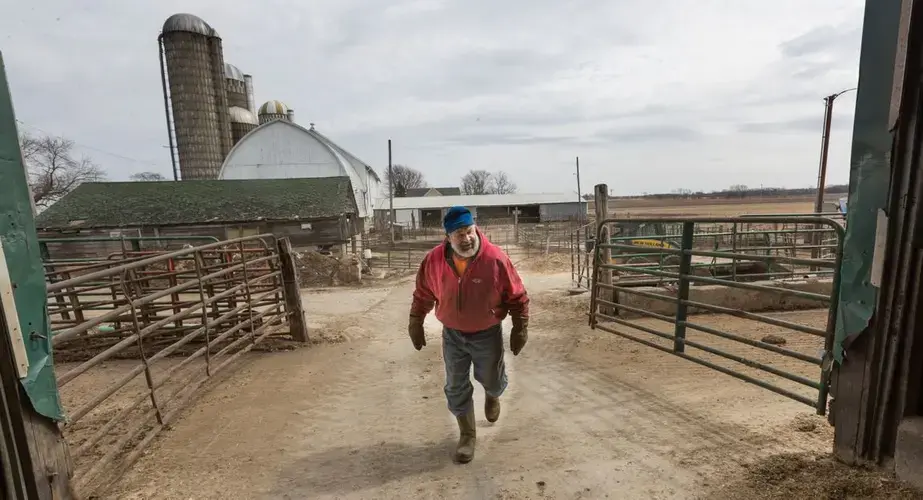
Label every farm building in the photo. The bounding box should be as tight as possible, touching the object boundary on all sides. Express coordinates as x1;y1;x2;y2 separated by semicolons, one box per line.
375;193;586;229
35;177;360;259
218;120;381;223
403;187;461;197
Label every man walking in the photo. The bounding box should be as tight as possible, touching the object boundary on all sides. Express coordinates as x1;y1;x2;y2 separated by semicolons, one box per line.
408;206;529;464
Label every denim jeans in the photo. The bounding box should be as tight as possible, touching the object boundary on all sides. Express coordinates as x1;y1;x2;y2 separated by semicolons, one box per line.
442;323;508;417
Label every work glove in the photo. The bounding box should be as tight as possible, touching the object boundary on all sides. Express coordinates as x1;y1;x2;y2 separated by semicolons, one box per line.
408;314;426;351
510;316;528;356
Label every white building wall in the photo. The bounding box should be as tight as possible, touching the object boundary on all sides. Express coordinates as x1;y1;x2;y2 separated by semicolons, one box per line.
394;209;417;226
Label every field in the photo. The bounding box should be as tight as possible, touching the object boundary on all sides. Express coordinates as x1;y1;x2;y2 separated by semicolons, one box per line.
604;195;840;218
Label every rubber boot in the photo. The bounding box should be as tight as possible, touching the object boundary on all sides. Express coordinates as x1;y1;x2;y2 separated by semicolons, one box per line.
455;411;476;463
485;396;501;423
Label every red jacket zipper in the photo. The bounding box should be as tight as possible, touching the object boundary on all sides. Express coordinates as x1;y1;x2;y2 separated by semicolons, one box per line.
448;244;480;314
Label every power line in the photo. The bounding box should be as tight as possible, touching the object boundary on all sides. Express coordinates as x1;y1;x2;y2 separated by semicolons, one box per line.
15;119;163;167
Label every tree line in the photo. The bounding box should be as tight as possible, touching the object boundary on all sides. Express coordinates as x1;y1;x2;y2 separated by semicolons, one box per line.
579;184;850;201
386;165;517;196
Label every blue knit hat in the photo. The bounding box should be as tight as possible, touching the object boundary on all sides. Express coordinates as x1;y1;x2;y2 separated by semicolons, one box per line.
443;206;474;234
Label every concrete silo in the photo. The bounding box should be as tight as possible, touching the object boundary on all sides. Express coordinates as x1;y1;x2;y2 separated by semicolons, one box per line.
224;63;249;110
158;13;233;180
258;100;291;124
244;74;256;114
229;107;259;145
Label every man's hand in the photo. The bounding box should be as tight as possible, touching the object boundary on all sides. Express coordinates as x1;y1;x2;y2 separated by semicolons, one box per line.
510;317;528;355
408;315;426;351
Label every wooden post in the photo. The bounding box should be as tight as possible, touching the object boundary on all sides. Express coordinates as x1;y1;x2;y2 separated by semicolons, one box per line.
594;184;614;316
513;208;521;244
276;238;309;343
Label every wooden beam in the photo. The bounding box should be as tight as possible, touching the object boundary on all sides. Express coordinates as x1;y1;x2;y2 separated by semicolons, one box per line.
277;238;309;343
594;184;614;316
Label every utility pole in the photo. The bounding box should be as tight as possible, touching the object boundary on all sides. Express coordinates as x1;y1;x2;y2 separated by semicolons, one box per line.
814;88;856;214
576;156;582;201
576;156;583;222
388;139;394;245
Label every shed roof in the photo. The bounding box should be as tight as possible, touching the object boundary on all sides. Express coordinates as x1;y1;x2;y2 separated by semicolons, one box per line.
375;192;583;210
404;187;462;197
36;177;357;230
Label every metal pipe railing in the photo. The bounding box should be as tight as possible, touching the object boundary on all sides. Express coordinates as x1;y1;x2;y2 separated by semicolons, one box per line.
46;235;299;497
587;216;845;416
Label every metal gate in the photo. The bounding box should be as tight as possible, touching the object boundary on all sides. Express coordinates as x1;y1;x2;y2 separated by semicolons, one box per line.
588;216;845;415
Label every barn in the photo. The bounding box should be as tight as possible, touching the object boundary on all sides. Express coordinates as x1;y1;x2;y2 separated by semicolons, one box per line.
375;193;587;230
35;177;360;258
218;120;381;226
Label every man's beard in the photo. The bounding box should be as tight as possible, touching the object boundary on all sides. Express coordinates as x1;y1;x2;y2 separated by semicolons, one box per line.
451;234;480;259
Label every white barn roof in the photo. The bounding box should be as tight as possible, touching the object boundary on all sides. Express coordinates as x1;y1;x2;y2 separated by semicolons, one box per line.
375;193;581;211
218;120;381;218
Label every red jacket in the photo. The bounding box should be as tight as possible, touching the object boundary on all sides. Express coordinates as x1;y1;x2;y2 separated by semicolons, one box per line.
410;229;529;333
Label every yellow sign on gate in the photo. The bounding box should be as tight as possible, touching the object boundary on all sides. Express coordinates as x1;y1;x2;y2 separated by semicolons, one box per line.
629;239;672;248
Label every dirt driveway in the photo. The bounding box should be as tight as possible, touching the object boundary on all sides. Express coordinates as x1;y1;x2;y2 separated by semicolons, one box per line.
107;271;839;500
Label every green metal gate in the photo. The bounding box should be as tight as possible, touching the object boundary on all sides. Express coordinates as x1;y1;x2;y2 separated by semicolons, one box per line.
588;216;845;415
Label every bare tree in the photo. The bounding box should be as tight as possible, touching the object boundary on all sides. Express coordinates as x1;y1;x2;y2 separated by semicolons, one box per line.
728;184;749;198
130;171;167;181
461;169;493;195
488;170;517;194
21;133;105;208
386;164;426;197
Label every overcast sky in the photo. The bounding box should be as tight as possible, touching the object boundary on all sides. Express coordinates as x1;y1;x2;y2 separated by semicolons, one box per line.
3;0;864;196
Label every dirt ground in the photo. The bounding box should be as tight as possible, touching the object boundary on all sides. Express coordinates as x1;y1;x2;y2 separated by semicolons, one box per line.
98;268;918;500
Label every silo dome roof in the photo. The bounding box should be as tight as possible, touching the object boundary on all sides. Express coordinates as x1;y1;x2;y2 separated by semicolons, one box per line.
224;63;245;81
259;100;290;115
162;13;218;37
229;106;259;125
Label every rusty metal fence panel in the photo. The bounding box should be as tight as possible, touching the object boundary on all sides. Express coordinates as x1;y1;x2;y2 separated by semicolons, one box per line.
365;218;579;271
570;222;595;289
45;235;298;497
588;217;845;415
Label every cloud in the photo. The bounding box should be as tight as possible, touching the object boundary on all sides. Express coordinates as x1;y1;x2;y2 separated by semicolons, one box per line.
738;114;854;134
0;0;866;194
780;25;864;59
593;125;703;143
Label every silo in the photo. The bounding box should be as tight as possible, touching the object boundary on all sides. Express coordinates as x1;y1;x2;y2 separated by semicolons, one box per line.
244;74;256;114
229;107;259;145
159;13;234;180
258;100;290;124
224;63;249;109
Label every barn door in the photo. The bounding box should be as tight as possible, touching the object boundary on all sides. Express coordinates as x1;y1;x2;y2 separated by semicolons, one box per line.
588;216;845;415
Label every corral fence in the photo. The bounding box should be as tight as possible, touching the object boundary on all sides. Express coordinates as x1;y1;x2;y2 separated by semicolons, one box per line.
44;235;308;497
364;218;581;271
570;213;846;289
588;216;845;415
